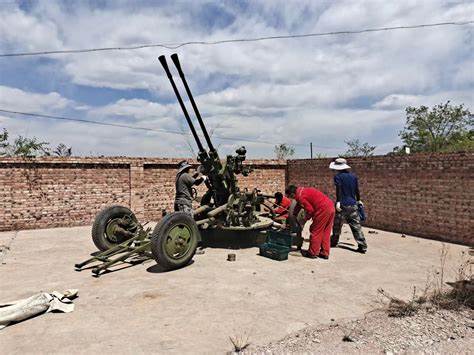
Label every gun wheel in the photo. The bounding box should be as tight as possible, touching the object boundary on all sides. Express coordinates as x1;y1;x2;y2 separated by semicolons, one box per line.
151;212;200;270
91;205;138;251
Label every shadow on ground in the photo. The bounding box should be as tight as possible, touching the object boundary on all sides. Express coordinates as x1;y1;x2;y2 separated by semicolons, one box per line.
200;229;267;249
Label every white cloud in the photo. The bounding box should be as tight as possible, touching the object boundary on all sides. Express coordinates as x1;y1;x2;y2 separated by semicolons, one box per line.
0;85;73;112
373;91;474;110
0;0;472;157
0;8;62;52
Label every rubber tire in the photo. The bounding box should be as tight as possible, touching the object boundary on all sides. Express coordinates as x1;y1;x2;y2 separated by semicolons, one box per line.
151;212;200;271
91;205;137;251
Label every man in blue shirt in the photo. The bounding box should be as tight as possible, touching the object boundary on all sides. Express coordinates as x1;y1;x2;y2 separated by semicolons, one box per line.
329;158;367;253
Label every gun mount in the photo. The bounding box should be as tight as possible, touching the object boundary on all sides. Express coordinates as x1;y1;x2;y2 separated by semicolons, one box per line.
75;54;290;275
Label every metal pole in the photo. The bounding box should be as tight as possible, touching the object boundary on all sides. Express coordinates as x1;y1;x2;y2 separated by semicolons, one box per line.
310;142;313;159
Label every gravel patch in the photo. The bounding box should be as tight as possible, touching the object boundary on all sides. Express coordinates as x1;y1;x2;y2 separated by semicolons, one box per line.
249;307;473;354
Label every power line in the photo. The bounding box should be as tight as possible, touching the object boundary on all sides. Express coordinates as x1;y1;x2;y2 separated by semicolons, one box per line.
0;108;341;149
0;21;472;58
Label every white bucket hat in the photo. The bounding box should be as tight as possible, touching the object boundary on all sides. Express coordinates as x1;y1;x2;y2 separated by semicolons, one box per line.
329;157;351;170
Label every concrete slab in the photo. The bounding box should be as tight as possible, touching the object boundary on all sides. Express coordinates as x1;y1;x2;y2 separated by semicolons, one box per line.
0;225;469;354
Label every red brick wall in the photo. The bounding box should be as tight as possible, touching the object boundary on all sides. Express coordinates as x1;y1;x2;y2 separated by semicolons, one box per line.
287;152;474;245
0;157;286;231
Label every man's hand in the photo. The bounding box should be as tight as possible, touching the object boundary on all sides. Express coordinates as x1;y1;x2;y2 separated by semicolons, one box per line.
336;202;342;212
296;209;306;227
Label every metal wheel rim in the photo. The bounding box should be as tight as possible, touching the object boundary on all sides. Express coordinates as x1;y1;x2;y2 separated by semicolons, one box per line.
105;218;123;243
164;223;194;260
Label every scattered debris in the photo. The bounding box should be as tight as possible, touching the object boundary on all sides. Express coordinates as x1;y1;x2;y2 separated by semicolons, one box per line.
227;253;236;262
401;234;406;238
342;335;355;342
368;230;378;234
0;289;78;330
0;231;18;265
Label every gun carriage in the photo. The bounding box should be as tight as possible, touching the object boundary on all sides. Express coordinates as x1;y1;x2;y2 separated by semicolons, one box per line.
75;54;289;276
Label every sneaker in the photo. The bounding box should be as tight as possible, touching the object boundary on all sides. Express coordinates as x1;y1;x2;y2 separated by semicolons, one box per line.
301;250;318;259
195;247;206;255
318;254;329;260
357;245;367;254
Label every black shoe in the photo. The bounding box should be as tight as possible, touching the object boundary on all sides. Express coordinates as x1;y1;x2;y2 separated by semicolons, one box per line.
318;254;329;260
331;243;338;248
301;250;317;259
357;246;367;254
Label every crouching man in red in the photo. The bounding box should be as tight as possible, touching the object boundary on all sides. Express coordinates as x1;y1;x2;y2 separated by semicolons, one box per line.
285;185;335;259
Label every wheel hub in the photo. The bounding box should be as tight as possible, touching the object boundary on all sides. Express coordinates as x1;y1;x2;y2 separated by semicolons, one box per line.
165;224;193;259
105;218;135;243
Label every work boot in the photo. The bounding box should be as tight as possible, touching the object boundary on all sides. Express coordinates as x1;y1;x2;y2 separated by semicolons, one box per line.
356;245;367;254
301;250;317;259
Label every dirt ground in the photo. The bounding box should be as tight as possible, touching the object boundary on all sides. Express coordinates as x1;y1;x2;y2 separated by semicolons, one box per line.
0;224;470;354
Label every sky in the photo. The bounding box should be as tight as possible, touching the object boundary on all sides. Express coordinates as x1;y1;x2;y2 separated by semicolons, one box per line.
0;0;472;158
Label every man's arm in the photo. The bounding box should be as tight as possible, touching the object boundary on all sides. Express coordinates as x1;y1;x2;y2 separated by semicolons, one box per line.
298;196;315;220
355;176;361;202
334;175;341;202
185;173;206;186
193;176;205;186
333;175;342;211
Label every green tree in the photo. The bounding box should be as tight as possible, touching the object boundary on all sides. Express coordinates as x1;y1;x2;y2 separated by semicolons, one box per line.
274;143;295;160
54;143;72;157
6;134;50;157
0;128;8;156
344;139;376;157
397;101;473;153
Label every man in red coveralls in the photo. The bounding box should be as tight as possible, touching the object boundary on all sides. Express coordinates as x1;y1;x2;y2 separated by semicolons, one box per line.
285;184;335;259
273;192;292;221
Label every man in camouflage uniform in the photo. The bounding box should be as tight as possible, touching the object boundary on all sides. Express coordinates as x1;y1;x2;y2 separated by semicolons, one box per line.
174;160;206;216
329;158;367;253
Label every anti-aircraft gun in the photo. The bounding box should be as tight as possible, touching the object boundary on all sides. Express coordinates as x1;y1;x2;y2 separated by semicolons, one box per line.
75;54;283;276
159;54;270;229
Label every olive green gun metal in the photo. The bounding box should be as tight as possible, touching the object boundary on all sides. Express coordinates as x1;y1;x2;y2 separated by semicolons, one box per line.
74;227;151;276
76;54;295;276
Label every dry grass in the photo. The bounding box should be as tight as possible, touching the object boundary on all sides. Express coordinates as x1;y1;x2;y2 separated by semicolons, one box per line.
378;287;422;317
378;244;473;317
229;333;251;353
